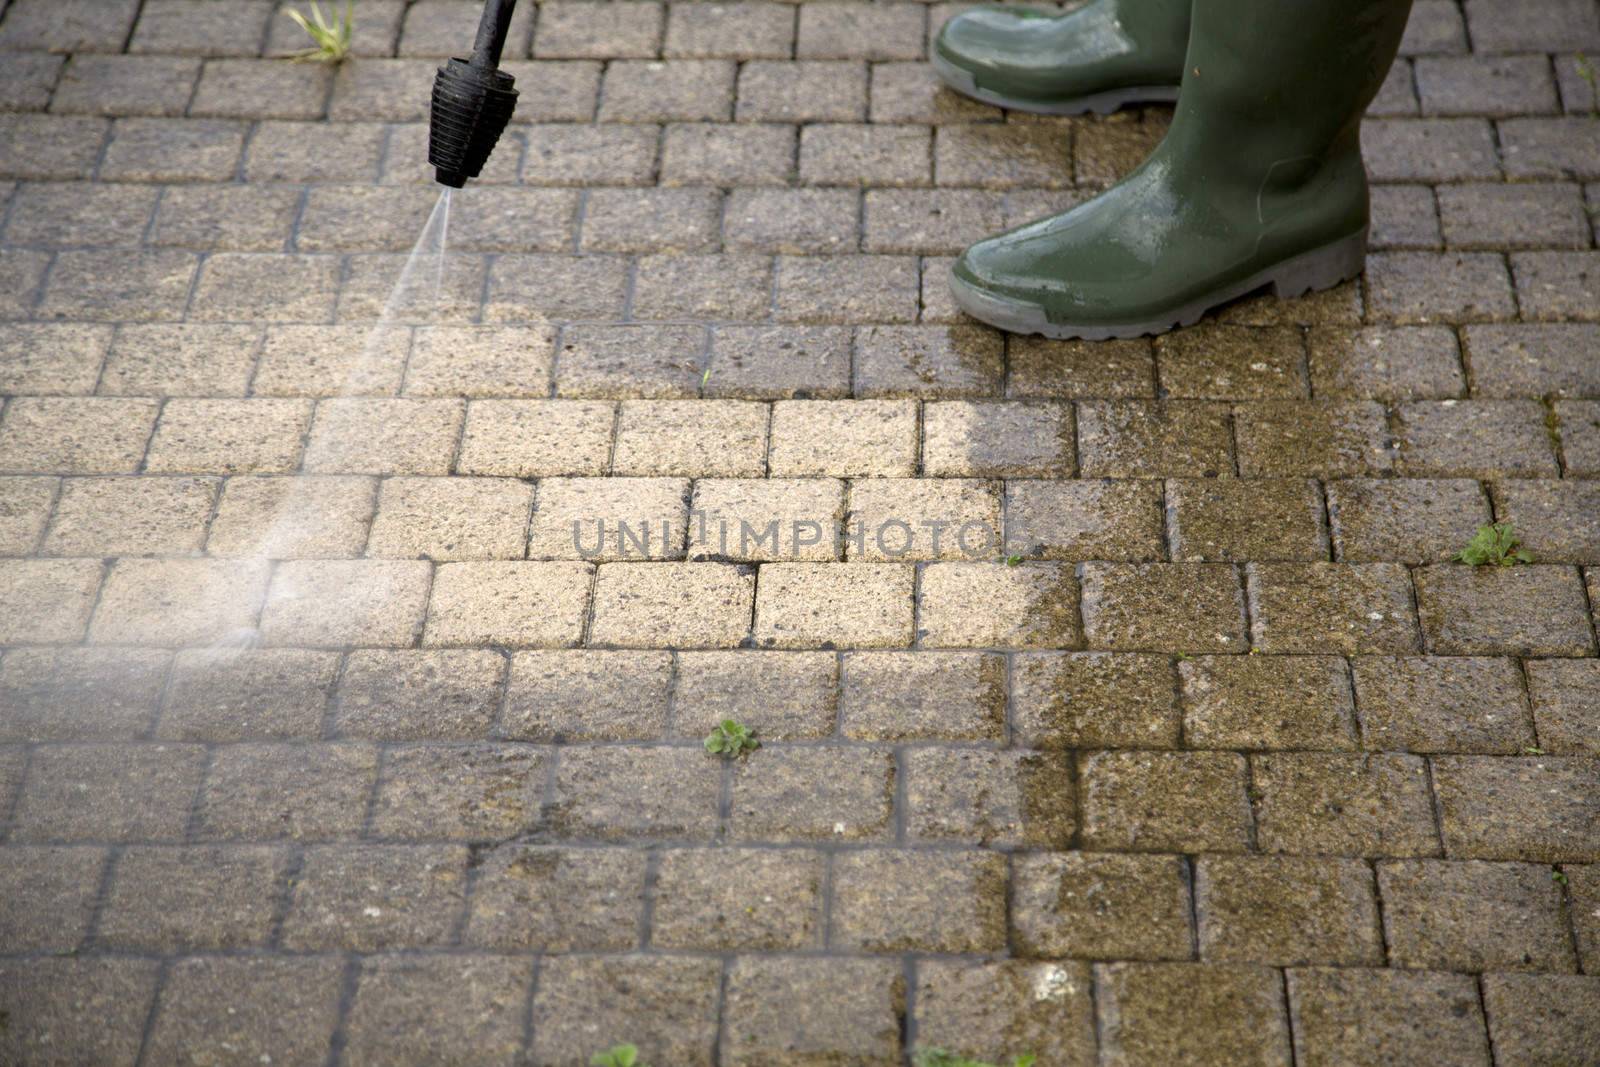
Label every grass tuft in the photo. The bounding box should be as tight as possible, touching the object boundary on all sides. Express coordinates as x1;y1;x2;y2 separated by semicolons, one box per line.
282;0;353;63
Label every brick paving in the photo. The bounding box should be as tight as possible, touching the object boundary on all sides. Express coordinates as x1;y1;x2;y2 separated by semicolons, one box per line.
0;0;1598;1063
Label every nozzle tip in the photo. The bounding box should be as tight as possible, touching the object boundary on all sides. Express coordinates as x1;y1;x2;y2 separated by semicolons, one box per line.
435;168;468;189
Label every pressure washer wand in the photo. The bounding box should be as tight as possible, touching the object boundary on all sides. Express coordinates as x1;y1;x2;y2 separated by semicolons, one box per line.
427;0;519;188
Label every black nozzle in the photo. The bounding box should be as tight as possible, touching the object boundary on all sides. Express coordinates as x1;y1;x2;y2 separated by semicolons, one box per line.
428;0;519;188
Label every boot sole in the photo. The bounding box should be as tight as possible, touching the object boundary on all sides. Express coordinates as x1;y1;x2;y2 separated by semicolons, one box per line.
931;50;1181;115
949;228;1368;340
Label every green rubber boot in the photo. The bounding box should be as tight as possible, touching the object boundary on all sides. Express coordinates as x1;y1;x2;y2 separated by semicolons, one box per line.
950;0;1415;340
933;0;1190;114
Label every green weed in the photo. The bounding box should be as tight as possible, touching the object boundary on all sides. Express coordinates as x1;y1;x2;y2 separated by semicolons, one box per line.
704;718;760;758
283;0;353;62
1553;867;1570;887
590;1045;645;1067
1454;522;1532;566
1004;554;1023;567
912;1050;1037;1067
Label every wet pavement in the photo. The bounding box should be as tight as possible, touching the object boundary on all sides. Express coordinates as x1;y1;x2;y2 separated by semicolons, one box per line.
0;0;1598;1063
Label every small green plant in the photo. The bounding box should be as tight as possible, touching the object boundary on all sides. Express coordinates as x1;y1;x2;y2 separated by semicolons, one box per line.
704;718;760;758
912;1050;1037;1067
1004;554;1023;567
283;0;354;62
1455;522;1532;566
590;1045;645;1067
1524;745;1545;755
1552;867;1570;887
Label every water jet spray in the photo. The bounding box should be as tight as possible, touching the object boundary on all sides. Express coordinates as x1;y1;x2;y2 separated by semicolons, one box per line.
428;0;519;188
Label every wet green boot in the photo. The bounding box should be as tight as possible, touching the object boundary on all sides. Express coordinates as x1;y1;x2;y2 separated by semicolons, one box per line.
950;0;1415;340
933;0;1190;114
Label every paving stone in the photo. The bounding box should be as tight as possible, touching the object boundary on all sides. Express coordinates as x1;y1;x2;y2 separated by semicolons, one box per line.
196;741;377;841
90;557;269;647
661;121;795;186
295;184;441;252
371;743;544;840
777;258;921;325
99;322;259;396
689;476;841;562
129;0;274;55
40;248;198;322
633;254;774;322
327;59;436;122
798;1;924;60
502;649;672;740
1326;477;1490;563
869;60;1003;124
755;561;912;648
99;117;246;181
0;557;102;644
368;476;533;561
919;561;1080;649
729;744;894;841
303;398;463;475
1096;962;1291;1067
1011;851;1192;961
582;187;722;253
0;113;108;180
207;475;377;558
846;476;999;562
1196;853;1382;966
251;323;408;397
396;0;534;57
1466;0;1600;51
1414;564;1595;656
530;954;720;1067
0;845;106;952
1247;562;1421;654
1369;183;1443;249
1501;116;1600;180
0;323;112;397
722;956;903;1066
1556;398;1600;473
922;400;1073;476
520;123;659;186
554;323;701;400
1073;117;1168;187
665;2;794;59
334;648;505;740
1253;752;1440;856
41;474;213;557
591;560;753;647
339;252;484;323
244;119;387;181
1006;336;1154;399
832;848;1007;953
98;844;286;951
914;959;1095;1066
1154;325;1307;400
534;0;663;57
1416;55;1559;116
1395;399;1560;478
345;954;533;1067
0;0;142;52
799;122;930;186
281;843;466;949
1465;323;1600;398
855;322;1004;393
1362;118;1500;182
10;742;204;842
0;647;168;741
191;57;331;119
0;475;54;553
674;650;838;739
1076;400;1233;477
935;122;1071;189
1234;399;1394;477
530;476;687;561
466;844;644;950
0;247;48;317
600;58;735;122
768;399;918;477
863;187;1008;253
737;59;868;122
1480;973;1600;1067
1352;655;1533;753
651;846;821;951
1512;250;1600;322
1432;755;1600;861
1438;182;1590;250
261;559;431;647
158;647;336;742
408;323;558;396
1080;562;1247;653
190;252;340;323
1167;478;1326;562
1493;479;1600;563
548;745;722;839
1080;750;1252;853
1012;651;1181;749
457;399;616;477
1287;968;1490;1067
145;397;310;474
1526;658;1600;755
0;958;159;1067
8;183;158;248
144;957;344;1067
1573;864;1600;971
1367;251;1518;323
1180;655;1356;750
906;748;1073;846
425;560;593;647
1380;858;1575;971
